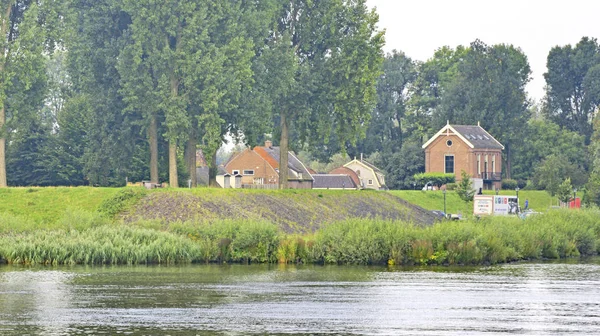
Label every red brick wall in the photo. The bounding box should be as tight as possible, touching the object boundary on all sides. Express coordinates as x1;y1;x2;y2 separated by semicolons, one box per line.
225;149;279;185
425;135;502;181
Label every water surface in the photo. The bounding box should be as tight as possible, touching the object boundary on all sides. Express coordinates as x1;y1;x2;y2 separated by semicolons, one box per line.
1;260;600;335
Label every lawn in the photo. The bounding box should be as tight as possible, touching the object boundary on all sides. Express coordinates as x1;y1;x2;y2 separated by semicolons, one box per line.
0;187;122;224
390;190;557;217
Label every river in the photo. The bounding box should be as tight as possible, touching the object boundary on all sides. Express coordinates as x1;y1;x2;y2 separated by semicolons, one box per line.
1;260;600;335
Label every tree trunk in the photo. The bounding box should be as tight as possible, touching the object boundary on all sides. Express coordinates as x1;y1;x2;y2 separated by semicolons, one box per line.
209;150;217;187
168;73;179;188
0;5;12;188
148;114;159;183
185;129;197;188
169;140;178;188
0;105;6;188
279;111;289;189
505;144;512;180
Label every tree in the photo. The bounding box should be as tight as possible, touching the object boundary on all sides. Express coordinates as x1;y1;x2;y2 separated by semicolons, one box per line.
433;40;531;178
544;37;600;143
258;0;384;189
408;45;467;140
66;0;145;187
357;50;416;155
584;114;600;205
556;177;574;204
456;170;475;202
372;140;424;190
0;1;49;187
119;0;255;188
511;119;588;181
532;154;587;195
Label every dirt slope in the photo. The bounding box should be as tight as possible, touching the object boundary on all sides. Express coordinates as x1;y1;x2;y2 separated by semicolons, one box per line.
123;190;438;233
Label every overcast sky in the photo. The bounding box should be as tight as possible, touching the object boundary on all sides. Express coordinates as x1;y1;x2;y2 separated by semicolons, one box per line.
367;0;600;103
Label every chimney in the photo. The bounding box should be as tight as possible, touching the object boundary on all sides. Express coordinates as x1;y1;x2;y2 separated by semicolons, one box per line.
265;140;272;148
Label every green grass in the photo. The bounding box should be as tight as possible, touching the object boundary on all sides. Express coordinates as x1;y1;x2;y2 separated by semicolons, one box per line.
0;187;122;224
390;190;558;217
1;208;599;266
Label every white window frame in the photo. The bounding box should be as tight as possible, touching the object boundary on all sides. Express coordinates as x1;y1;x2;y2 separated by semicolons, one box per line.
492;155;496;174
232;170;240;175
477;154;481;175
243;170;255;176
368;179;373;185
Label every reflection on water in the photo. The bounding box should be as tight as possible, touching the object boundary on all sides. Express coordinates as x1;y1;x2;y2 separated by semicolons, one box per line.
1;260;600;335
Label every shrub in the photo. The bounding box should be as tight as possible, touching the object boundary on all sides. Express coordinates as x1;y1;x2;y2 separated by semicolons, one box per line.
456;170;475;202
414;173;455;189
501;179;518;190
445;183;457;191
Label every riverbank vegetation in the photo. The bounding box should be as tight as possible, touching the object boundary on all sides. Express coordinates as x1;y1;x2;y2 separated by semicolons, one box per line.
1;207;599;266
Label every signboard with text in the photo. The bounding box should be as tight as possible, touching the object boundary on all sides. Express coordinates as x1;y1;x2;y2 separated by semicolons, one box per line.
473;195;494;216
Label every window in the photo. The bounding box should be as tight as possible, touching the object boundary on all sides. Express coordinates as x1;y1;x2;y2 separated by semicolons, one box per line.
253;177;264;185
232;170;240;175
368;179;373;185
484;155;489;174
243;170;254;175
477;154;481;175
446;139;453;147
445;155;454;174
492;156;496;173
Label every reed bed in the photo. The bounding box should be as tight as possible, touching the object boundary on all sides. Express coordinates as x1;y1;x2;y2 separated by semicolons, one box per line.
1;209;599;266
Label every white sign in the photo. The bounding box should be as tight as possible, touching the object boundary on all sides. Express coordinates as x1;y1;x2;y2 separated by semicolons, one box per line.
493;196;519;216
473;195;494;215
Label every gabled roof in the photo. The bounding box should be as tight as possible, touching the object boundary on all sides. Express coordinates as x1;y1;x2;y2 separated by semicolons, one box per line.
313;174;357;189
329;167;360;188
343;159;386;188
254;146;314;181
422;124;504;150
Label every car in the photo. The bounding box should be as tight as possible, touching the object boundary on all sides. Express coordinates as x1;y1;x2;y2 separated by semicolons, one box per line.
422;181;436;191
519;209;542;219
431;210;446;219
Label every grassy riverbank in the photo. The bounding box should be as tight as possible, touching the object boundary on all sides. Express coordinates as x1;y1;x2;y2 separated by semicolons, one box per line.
1;207;598;266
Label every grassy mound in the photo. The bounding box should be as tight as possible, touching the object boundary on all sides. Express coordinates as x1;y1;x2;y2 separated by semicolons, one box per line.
122;189;438;232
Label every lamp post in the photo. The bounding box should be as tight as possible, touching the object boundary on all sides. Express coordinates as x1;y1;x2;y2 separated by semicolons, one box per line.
443;188;447;215
515;187;520;213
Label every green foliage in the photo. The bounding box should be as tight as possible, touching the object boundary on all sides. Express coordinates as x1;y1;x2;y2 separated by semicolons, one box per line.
501;179;518;190
456;170;474;201
544;37;600;142
512;119;588;182
556;178;574;204
2;197;599;266
532;154;587;195
0;226;202;265
445;183;457;191
414;173;455;189
97;188;147;218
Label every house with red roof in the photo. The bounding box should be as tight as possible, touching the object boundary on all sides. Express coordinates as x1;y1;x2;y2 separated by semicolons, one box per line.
223;140;314;189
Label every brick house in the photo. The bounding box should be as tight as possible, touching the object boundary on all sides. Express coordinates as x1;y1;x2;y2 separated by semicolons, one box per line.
422;122;504;190
223;140;314;189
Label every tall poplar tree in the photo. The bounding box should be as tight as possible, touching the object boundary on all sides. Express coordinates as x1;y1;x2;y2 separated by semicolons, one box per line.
119;0;255;188
260;0;384;189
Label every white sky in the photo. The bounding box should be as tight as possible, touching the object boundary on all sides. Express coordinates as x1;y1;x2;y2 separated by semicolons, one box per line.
367;0;600;103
